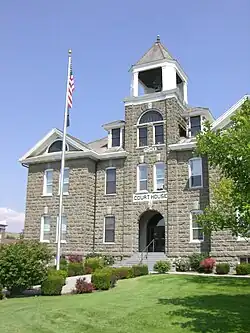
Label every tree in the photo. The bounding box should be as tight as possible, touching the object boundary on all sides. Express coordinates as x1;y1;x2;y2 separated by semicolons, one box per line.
0;240;52;295
196;99;250;236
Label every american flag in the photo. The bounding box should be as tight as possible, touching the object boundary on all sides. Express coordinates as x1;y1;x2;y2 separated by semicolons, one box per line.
67;61;74;109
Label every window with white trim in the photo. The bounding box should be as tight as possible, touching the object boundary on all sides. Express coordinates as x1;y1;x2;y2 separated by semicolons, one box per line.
190;116;201;137
58;168;69;195
154;124;164;145
189;158;203;188
43;169;53;195
138;127;148;147
40;215;51;242
190;210;204;242
154;162;165;191
48;140;69;153
105;168;116;194
138;164;148;192
104;216;115;243
56;216;67;243
111;128;121;147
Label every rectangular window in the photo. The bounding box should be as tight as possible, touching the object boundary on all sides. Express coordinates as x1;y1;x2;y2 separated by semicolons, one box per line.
106;168;116;194
104;216;115;243
154;124;164;145
190;210;204;242
138;127;148;147
40;215;51;242
240;257;250;264
154;162;165;191
56;216;67;243
189;158;203;188
43;169;53;195
58;168;69;195
190;116;201;137
138;164;148;192
111;128;121;147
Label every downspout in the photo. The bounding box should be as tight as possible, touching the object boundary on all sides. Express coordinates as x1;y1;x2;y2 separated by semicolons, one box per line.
92;161;98;252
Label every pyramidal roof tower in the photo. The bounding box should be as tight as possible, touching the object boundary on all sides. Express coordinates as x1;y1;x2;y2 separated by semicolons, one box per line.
126;36;188;104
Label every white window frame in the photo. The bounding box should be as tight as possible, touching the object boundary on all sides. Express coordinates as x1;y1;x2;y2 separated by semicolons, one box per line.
105;167;116;195
153;162;165;191
46;140;69;153
108;127;124;149
137;164;148;193
188;157;203;189
56;215;67;243
153;123;164;145
188;115;202;138
137;126;148;148
43;169;53;196
58;167;69;195
190;210;204;243
103;215;115;244
40;215;51;243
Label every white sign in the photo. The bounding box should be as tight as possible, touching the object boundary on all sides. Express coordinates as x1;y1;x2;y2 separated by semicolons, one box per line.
133;192;167;202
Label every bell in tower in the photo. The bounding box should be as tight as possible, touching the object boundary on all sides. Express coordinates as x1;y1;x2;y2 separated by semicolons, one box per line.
129;35;188;104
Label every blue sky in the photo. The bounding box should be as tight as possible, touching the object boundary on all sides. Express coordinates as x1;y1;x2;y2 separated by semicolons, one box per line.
0;1;249;231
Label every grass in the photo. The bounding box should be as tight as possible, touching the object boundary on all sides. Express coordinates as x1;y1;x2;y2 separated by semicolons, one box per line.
1;274;250;333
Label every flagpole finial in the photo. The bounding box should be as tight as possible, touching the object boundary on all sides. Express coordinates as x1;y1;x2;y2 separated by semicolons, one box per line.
68;49;72;55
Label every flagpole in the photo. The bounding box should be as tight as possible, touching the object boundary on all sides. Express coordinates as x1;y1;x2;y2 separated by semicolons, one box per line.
56;49;72;271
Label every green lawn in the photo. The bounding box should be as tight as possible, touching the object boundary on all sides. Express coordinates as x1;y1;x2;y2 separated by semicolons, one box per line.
1;274;250;333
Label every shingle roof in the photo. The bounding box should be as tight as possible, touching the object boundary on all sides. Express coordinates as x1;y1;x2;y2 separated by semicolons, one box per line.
135;36;174;66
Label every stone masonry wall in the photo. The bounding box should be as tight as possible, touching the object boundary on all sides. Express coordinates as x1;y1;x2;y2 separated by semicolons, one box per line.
24;158;96;256
208;165;250;266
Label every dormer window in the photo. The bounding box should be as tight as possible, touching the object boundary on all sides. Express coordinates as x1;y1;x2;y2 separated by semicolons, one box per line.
190;116;201;137
111;128;121;147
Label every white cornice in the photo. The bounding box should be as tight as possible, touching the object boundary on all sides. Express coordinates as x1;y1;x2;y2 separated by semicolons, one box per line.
169;141;196;151
212;95;250;130
19;150;127;165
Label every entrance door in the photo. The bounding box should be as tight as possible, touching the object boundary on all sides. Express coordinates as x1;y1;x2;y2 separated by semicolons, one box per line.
147;213;165;252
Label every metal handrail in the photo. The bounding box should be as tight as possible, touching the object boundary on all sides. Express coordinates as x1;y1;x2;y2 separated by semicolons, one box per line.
140;239;155;263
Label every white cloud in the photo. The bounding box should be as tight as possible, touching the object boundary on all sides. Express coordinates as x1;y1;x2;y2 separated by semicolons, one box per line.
0;208;24;233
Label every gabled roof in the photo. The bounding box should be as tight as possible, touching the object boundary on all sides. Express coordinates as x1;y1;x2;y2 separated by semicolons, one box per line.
135;36;174;66
212;94;250;130
19;128;91;162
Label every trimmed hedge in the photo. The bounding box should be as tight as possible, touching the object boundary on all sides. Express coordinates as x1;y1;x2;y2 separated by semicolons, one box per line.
113;267;133;280
47;268;68;282
85;253;115;266
153;260;171;274
75;278;94;294
236;263;250;275
68;262;84;277
216;263;230;275
189;253;209;272
91;269;116;290
132;264;148;277
84;257;104;274
0;284;4;300
41;275;65;296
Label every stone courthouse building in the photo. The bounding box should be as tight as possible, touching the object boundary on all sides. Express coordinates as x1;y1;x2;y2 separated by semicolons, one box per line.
20;37;250;266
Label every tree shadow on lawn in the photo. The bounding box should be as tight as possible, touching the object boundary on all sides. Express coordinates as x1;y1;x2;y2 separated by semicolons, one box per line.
177;274;250;288
158;294;250;333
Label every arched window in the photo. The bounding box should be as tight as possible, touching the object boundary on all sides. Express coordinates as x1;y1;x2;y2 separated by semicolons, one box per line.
139;110;163;124
48;140;68;153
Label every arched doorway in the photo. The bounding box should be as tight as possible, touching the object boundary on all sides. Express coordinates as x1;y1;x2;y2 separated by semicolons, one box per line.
139;210;165;252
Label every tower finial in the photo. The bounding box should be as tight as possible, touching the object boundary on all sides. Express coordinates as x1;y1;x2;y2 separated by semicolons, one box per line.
156;35;160;43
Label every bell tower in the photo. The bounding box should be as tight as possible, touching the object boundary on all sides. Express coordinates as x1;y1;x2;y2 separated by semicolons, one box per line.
130;35;188;104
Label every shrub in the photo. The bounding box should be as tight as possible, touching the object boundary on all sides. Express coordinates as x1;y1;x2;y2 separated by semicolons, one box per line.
67;255;83;263
47;268;68;282
189;253;209;272
91;268;117;290
59;258;68;271
216;263;230;275
113;267;133;280
85;253;115;266
0;240;52;295
200;258;216;273
0;284;4;300
153;260;171;274
132;264;149;277
74;278;94;294
68;262;84;277
174;258;190;272
236;263;250;275
41;274;65;296
84;257;104;273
